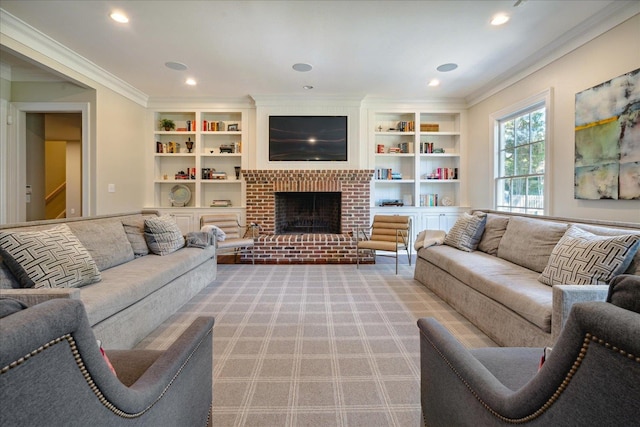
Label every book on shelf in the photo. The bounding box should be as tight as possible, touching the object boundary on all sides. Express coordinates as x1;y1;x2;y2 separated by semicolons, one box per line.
395;121;415;132
398;142;414;153
201;169;227;180
420;123;439;132
420;194;439;207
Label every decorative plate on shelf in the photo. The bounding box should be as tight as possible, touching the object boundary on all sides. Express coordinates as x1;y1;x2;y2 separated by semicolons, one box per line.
440;196;453;207
169;184;191;207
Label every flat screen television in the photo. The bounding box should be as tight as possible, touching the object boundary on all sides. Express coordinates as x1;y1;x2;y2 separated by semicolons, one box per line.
269;115;348;161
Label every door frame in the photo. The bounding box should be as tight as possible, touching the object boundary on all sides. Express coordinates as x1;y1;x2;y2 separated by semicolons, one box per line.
5;102;91;223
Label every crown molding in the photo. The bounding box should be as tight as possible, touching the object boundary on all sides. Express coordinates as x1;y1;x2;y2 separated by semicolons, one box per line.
0;8;149;107
250;93;365;107
147;96;255;110
465;1;640;107
361;96;467;110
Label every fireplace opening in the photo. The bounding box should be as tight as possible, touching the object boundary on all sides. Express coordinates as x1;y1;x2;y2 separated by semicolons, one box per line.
275;192;341;234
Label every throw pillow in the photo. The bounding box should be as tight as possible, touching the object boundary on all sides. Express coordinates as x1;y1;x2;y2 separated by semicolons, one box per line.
144;215;185;256
201;224;226;241
477;214;510;256
97;340;118;377
606;274;640;313
68;220;135;271
538;225;640;286
122;217;149;257
443;212;487;252
497;216;567;273
0;224;101;289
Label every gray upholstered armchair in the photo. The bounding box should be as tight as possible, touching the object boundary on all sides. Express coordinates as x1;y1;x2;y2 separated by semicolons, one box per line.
0;298;214;427
418;274;640;426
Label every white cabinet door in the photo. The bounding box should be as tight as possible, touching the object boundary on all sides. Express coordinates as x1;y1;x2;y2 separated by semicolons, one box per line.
440;213;461;233
421;213;442;231
172;213;195;234
419;211;463;233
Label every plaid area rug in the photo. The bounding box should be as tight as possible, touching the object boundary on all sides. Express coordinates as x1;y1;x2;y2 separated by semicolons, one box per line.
137;263;496;426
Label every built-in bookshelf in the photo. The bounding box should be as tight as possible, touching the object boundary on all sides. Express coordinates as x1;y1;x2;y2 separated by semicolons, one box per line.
149;109;248;210
369;109;468;231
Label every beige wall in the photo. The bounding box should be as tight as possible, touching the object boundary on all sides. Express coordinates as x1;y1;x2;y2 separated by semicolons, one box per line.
4;51;147;216
44;140;66;219
94;88;146;214
467;14;640;223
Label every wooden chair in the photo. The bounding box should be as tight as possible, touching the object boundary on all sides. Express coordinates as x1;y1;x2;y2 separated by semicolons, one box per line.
200;214;256;264
356;215;412;274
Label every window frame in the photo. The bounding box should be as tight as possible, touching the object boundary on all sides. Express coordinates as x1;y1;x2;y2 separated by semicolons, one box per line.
489;89;553;215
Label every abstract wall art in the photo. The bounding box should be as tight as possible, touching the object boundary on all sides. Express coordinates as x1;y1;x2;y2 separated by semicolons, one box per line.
574;68;640;200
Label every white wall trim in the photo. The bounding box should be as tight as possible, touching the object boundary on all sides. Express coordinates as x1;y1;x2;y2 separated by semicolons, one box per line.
0;9;149;107
488;88;553;215
251;94;364;108
8;102;91;222
0;99;8;224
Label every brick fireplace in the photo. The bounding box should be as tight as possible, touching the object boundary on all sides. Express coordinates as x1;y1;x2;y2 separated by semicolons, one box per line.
244;169;374;263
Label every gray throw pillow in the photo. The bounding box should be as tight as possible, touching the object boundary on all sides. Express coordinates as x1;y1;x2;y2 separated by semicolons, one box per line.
477;214;510;255
444;212;487;252
0;224;101;289
68;220;135;271
497;216;567;273
538;225;640;286
122;217;149;257
144;215;185;256
606;274;640;313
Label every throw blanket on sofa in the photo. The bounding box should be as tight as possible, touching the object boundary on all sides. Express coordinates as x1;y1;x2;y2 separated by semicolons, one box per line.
185;231;212;249
414;230;446;250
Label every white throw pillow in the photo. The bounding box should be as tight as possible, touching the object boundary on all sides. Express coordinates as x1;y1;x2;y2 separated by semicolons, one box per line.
538;225;640;286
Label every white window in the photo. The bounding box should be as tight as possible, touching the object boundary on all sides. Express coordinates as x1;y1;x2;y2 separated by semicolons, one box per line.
491;90;551;215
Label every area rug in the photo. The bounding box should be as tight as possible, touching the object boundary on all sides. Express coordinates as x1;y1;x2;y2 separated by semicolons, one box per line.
137;263;496;426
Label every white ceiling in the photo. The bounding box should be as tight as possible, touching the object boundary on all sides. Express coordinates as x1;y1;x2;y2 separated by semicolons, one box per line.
1;0;638;104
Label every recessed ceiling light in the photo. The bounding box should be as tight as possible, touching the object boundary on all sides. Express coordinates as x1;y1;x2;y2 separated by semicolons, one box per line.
436;63;458;72
303;85;314;90
110;11;129;23
293;63;313;72
185;78;197;86
491;14;510;26
165;61;188;71
428;79;440;87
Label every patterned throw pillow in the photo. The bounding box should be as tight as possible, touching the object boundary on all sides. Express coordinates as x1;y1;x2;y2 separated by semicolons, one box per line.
0;224;101;289
144;215;185;256
539;225;640;286
444;212;487;252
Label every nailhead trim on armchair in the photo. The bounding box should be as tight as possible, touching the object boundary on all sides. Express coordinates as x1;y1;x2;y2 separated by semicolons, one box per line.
420;329;638;424
1;329;213;419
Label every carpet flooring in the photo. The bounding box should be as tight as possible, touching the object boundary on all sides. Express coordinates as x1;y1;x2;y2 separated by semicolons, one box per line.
137;262;496;426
